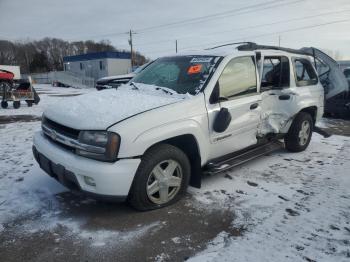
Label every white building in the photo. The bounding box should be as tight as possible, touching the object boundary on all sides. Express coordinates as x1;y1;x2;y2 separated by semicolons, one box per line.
63;51;132;80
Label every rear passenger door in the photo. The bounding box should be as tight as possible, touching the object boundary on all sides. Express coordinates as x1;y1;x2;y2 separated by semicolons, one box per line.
258;55;321;135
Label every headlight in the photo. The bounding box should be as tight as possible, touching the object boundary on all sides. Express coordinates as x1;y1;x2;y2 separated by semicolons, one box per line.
76;131;120;162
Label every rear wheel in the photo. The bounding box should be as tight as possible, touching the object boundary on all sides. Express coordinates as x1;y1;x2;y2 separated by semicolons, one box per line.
26;100;33;107
13;101;20;109
128;144;190;211
285;112;313;152
1;101;8;109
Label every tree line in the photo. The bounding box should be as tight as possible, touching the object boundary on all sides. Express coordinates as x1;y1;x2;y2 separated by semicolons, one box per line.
0;38;148;74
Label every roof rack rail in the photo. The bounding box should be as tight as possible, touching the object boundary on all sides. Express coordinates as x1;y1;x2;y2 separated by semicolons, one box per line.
236;42;310;56
205;42;256;50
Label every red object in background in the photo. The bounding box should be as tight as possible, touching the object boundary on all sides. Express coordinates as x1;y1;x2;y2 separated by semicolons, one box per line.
0;69;14;81
188;64;202;74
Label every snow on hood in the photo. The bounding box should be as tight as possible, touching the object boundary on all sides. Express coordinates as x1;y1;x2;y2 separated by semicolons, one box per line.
98;73;134;82
44;84;188;130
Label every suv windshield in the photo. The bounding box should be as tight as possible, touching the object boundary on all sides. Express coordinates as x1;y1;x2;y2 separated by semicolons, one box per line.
132;56;220;95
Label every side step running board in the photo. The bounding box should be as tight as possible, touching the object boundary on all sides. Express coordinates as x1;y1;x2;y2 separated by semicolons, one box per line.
204;141;284;175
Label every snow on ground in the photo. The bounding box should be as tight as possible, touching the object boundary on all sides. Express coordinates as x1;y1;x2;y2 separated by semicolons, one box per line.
1;84;349;261
0;85;162;248
189;134;350;262
0;84;92;117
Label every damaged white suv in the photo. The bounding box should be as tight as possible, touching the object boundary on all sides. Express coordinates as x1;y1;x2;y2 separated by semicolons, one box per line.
33;43;348;210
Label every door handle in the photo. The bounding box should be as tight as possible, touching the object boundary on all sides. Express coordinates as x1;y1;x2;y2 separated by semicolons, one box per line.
279;94;291;100
250;103;259;110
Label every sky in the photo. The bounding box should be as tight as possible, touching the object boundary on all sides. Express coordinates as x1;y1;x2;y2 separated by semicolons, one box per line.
0;0;350;59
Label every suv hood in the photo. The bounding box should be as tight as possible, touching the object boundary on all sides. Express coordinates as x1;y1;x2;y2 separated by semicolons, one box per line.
97;73;134;83
44;86;186;130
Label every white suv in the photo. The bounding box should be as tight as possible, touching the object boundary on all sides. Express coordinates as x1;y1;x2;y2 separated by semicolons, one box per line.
33;43;348;210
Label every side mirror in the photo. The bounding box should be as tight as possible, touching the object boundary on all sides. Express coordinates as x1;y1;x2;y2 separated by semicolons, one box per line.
213;107;231;133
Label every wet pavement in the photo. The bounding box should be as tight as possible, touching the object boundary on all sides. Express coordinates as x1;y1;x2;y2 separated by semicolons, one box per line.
0;191;238;262
0;115;41;124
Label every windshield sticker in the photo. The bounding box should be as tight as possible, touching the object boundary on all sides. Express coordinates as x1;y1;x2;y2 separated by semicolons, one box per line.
190;57;212;63
188;64;202;74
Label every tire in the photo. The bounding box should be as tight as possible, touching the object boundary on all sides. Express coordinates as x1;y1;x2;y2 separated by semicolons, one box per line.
284;112;313;152
1;101;8;109
13;101;20;109
128;144;191;211
26;100;33;107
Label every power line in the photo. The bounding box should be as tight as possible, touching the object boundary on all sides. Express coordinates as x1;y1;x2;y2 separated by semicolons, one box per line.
137;8;350;48
67;0;304;41
186;18;350;50
143;18;350;56
135;0;304;34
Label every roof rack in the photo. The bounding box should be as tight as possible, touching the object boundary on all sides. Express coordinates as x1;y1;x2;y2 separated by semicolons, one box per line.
206;42;313;56
236;42;311;56
205;42;256;50
206;42;337;65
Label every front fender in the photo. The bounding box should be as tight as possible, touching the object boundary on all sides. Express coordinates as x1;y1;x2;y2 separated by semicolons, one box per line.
119;118;210;165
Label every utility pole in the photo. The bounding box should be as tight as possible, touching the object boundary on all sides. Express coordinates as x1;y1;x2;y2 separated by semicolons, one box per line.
175;40;178;53
128;30;134;68
278;35;281;47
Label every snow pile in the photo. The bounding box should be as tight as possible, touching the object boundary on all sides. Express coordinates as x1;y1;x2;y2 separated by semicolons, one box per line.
189;134;350;262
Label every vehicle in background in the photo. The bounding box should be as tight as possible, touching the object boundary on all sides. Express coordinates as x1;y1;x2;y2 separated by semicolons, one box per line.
1;74;40;109
33;43;347;210
0;65;21;80
324;67;350;118
95;62;151;90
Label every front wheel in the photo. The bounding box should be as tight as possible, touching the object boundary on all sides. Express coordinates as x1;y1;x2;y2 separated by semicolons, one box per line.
284;112;313;152
128;144;190;211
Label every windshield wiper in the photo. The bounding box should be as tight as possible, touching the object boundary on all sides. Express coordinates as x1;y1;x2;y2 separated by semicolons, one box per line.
130;82;140;90
155;86;176;95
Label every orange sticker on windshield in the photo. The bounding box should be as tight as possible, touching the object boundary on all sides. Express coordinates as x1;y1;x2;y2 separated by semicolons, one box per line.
188;64;202;74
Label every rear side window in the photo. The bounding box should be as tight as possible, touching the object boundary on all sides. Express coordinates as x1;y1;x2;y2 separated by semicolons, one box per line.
218;56;257;99
293;58;318;86
261;56;290;90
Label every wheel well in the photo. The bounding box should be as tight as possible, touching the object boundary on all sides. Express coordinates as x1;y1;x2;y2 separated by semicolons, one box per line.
300;106;317;124
155;134;202;188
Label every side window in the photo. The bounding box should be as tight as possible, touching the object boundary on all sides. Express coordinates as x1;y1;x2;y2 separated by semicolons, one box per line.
261;56;290;90
218;56;257;99
293;58;318;86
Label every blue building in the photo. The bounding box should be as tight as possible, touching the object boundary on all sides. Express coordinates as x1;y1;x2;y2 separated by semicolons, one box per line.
63;51;132;80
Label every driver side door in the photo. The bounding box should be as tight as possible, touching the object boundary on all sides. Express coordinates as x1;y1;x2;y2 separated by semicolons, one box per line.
207;56;262;160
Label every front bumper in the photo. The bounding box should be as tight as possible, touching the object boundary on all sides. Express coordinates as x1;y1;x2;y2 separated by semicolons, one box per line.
33;131;141;200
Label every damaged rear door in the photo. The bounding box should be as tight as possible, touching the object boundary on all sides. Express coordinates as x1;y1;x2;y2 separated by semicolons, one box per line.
258;54;323;136
301;47;349;99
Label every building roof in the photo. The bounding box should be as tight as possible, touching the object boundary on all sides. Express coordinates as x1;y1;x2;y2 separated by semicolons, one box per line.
63;51;131;62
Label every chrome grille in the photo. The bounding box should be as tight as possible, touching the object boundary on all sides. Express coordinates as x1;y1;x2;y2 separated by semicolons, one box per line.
42;117;105;154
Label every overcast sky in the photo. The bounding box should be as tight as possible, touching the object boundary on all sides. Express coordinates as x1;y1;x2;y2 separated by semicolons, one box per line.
1;0;350;59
